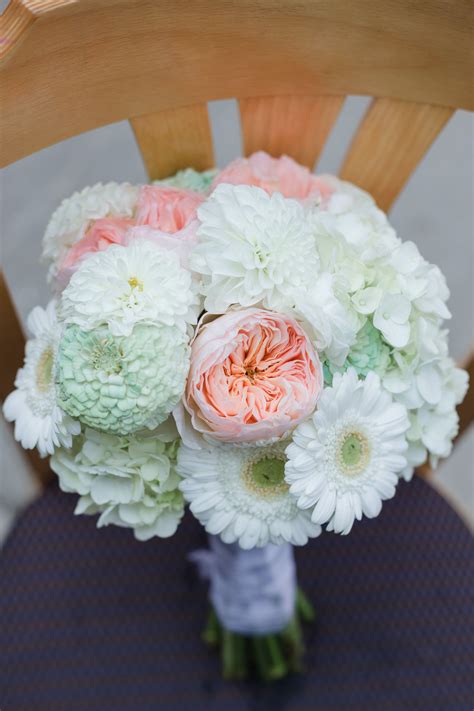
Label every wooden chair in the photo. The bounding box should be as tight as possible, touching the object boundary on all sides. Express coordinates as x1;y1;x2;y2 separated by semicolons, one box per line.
1;3;473;708
1;0;473;483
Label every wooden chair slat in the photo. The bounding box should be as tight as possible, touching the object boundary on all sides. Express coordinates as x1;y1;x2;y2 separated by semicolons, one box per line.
456;350;474;441
2;1;472;166
0;272;52;481
1;272;25;404
239;95;345;167
130;104;214;181
340;99;454;212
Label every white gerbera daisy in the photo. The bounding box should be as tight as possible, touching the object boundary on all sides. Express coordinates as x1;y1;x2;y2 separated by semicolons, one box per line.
177;441;321;549
60;239;199;336
285;368;409;535
3;302;80;456
42;182;139;282
191;184;320;312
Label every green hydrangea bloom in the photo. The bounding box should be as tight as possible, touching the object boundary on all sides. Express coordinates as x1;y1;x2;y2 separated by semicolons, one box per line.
154;167;218;194
52;427;185;540
57;323;190;435
346;320;391;376
327;320;391;381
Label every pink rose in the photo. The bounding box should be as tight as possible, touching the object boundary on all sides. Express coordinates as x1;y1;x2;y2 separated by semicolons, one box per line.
135;185;204;232
212;151;333;202
59;217;132;272
183;308;322;444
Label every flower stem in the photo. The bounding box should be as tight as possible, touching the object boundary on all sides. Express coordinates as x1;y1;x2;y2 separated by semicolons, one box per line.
201;586;315;681
296;586;316;623
202;608;220;646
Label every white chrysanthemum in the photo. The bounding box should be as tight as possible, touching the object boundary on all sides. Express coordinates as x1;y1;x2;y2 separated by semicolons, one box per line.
60;239;199;336
51;424;184;541
42;182;139;281
285;368;410;535
191;184;320;312
177;441;321;549
3;302;80;457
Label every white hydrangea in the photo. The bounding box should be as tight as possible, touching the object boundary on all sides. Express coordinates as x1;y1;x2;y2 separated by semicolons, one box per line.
51;424;185;540
292;272;360;366
315;176;400;263
385;355;468;478
191;184;320;312
42;182;139;282
60;239;199;337
302;174;465;477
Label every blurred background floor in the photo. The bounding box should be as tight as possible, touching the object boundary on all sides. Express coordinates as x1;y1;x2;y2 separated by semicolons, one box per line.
1;98;473;544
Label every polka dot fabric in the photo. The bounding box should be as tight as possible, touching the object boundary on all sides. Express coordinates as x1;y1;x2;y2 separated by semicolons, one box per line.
1;477;472;710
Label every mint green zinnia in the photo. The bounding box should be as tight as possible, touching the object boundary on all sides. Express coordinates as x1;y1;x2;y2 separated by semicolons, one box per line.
155;167;218;193
57;323;190;435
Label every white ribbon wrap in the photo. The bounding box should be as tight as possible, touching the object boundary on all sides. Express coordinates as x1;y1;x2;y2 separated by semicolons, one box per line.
190;535;296;635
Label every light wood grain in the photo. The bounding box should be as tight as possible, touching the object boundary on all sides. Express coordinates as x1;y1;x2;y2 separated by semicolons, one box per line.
130;104;214;181
340;99;454;211
239;95;344;168
0;1;77;61
1;0;473;166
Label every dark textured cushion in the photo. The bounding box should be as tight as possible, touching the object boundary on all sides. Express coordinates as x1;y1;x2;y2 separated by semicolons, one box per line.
1;476;473;711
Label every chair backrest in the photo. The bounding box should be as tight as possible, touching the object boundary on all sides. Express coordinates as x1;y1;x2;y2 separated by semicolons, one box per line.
1;0;472;480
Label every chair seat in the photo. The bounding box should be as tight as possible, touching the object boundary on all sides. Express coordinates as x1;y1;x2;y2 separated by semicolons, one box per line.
1;475;472;711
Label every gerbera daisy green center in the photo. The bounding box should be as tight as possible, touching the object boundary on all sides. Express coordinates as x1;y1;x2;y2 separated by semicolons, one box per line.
242;454;288;498
177;440;321;548
336;429;371;477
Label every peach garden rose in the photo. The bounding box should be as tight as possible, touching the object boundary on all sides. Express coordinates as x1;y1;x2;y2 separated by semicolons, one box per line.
60;217;132;270
135;185;204;235
56;216;133;288
183;308;323;444
212;150;333;202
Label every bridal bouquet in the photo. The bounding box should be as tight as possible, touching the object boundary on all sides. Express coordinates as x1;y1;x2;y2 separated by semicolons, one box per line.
4;152;468;680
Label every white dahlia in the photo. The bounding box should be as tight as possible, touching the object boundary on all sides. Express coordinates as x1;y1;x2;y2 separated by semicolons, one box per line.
51;425;184;541
191;184;320;312
60;239;199;336
285;368;410;535
42;182;139;281
3;301;80;457
177;441;321;549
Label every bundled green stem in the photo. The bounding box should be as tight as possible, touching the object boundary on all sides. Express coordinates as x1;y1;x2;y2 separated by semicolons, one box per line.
201;587;315;681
